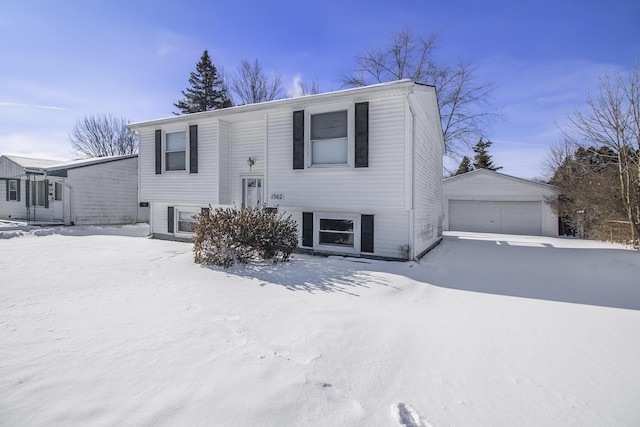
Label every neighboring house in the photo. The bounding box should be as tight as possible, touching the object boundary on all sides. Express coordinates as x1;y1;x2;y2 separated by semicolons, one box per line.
128;80;445;260
0;154;148;225
443;169;560;236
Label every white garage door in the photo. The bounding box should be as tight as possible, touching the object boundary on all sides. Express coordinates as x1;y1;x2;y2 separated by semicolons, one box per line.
449;200;542;235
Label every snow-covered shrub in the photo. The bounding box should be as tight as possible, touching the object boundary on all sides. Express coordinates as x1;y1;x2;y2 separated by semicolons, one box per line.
193;205;298;267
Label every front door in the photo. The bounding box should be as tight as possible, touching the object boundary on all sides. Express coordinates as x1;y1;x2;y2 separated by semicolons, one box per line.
51;181;64;221
242;177;263;208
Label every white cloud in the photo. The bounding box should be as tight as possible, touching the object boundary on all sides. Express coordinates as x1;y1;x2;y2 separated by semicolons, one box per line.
287;73;304;98
0;132;71;160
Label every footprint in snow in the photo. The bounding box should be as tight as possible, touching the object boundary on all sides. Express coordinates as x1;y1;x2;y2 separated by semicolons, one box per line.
391;402;432;427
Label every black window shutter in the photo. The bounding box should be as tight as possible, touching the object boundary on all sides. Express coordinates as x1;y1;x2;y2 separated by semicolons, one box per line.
167;206;175;233
361;214;374;253
302;212;313;247
4;180;8;201
25;181;30;207
201;207;209;215
16;180;20;202
355;102;369;168
155;129;162;174
189;125;198;174
293;110;305;169
44;180;49;209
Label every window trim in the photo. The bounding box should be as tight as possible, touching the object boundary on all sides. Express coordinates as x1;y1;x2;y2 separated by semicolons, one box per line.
306;103;354;168
174;207;200;236
164;129;188;172
314;212;360;254
8;179;18;201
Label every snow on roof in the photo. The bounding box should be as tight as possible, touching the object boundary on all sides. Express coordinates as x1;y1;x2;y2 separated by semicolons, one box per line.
45;154;138;171
3;155;66;169
444;168;559;191
128;79;431;129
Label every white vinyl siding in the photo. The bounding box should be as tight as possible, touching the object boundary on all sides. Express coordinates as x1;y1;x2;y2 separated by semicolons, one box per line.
64;157;139;225
409;88;445;257
139;121;218;205
230;120;265;206
267;96;406;211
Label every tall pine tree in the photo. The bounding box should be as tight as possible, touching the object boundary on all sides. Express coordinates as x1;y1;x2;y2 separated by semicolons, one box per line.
174;50;232;114
454;156;473;175
472;138;502;171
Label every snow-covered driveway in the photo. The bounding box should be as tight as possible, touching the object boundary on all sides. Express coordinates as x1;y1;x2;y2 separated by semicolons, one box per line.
1;226;639;426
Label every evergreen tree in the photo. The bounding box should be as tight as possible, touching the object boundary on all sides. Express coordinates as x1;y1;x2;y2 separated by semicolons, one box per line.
472;138;502;171
174;50;232;114
454;156;473;175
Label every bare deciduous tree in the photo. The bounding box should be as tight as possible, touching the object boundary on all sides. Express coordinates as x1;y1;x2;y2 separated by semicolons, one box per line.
69;114;138;158
564;64;640;247
230;59;284;105
341;29;497;155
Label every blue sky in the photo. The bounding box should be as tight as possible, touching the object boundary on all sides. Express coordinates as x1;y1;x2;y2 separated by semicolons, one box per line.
1;0;638;179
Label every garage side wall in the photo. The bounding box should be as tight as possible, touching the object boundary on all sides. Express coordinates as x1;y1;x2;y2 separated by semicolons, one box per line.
66;157;140;225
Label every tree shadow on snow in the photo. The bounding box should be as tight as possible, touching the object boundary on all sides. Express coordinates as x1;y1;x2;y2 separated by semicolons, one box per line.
207;255;400;296
412;234;640;311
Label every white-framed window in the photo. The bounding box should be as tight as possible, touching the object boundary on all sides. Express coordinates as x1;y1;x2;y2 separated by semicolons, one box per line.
176;209;199;234
311;110;348;165
30;180;46;207
315;212;360;253
8;179;18;201
165;131;186;171
307;104;354;167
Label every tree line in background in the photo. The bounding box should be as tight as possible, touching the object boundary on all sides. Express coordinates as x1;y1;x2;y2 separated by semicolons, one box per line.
71;29;495;158
546;64;639;247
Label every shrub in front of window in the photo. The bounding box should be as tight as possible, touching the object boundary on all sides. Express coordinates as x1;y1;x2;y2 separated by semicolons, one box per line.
193;205;298;267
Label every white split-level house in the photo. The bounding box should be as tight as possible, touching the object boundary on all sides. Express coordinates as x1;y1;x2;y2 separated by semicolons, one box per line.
128;80;445;260
0;154;148;225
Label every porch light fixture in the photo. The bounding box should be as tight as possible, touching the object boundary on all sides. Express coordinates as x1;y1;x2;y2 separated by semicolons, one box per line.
247;157;255;171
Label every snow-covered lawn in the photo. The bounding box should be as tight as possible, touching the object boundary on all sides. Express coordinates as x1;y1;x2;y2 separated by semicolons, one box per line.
1;225;639;426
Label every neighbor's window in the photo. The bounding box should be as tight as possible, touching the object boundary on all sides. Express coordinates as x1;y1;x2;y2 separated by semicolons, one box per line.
319;218;354;247
54;182;62;201
177;210;199;233
30;180;46;207
165;131;186;171
8;180;18;201
311;110;348;165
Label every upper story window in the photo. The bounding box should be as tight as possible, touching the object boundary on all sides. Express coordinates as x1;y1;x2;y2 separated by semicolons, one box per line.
311;110;348;165
8;180;18;201
165;131;186;171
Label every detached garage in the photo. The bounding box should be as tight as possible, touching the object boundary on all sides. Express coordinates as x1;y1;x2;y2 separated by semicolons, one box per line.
443;169;560;237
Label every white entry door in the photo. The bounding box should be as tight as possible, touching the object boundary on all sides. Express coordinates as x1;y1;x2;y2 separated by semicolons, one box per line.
51;181;64;221
242;177;263;208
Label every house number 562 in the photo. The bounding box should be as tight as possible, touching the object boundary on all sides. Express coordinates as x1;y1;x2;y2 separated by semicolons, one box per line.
270;193;284;200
